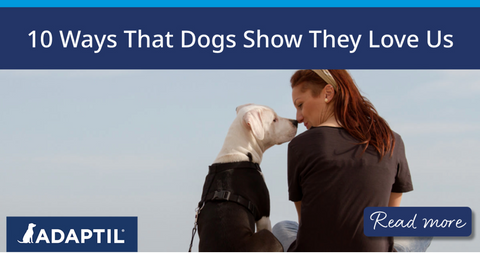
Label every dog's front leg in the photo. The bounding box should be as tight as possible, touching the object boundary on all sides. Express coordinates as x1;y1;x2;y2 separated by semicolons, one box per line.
256;216;272;232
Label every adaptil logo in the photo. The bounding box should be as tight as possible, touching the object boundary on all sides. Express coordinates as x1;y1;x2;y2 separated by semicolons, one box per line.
7;217;137;252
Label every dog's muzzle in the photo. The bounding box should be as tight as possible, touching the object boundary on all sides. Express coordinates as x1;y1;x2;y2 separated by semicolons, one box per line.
290;119;298;128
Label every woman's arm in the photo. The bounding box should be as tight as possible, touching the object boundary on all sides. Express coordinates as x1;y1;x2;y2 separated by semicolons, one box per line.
294;201;302;222
388;192;403;207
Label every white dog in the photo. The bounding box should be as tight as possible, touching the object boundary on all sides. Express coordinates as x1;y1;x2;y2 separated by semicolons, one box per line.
18;223;36;243
196;103;298;252
214;103;298;230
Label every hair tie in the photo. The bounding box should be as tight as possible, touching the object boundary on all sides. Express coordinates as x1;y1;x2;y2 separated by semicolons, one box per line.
312;69;338;90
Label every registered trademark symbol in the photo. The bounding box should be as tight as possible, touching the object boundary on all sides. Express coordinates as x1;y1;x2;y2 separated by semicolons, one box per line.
122;229;125;232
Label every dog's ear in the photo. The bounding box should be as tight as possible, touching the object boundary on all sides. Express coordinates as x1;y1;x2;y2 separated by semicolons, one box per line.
243;109;265;140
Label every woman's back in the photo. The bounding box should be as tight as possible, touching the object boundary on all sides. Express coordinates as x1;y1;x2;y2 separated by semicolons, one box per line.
287;126;413;251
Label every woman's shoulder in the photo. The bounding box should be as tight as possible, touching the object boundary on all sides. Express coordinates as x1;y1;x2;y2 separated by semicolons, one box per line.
392;130;402;139
292;126;336;138
392;130;407;155
289;126;344;146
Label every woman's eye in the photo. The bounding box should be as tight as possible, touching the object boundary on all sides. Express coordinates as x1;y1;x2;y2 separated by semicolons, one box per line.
298;103;303;109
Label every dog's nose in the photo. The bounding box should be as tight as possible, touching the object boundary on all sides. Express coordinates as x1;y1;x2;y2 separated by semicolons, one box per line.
290;119;298;128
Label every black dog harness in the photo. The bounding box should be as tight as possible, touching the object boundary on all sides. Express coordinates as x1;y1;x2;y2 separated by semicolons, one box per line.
188;157;270;251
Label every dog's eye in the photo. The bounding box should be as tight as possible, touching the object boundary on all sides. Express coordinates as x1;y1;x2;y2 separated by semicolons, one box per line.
273;118;277;123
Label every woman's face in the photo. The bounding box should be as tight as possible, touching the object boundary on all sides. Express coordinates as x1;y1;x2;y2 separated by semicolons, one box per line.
292;83;327;130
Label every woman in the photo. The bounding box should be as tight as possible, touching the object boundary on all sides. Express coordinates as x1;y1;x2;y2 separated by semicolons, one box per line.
272;70;432;252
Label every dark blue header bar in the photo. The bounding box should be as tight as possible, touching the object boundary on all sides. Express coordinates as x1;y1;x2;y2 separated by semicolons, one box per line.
0;8;478;69
1;0;479;7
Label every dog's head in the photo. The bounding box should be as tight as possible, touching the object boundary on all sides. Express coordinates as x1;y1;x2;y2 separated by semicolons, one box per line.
236;104;298;149
28;223;36;229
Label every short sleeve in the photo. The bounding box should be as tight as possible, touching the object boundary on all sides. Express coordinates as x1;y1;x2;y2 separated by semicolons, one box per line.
288;141;303;202
391;134;414;193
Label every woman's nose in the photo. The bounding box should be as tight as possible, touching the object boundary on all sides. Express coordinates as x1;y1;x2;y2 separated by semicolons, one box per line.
296;111;304;123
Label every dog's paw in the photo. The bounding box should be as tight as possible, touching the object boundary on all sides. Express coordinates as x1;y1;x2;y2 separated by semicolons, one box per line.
256;216;272;232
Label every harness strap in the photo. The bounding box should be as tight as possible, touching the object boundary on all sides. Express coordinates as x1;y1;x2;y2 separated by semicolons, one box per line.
208;161;261;174
190;161;263;251
205;190;259;220
190;190;260;251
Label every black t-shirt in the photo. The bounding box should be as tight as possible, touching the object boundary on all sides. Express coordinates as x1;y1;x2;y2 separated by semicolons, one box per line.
287;126;413;252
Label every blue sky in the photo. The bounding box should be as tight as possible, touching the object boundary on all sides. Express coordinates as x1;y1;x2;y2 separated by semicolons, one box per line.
0;70;478;251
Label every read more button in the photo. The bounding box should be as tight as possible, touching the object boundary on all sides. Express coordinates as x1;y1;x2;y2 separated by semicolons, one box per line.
363;207;472;237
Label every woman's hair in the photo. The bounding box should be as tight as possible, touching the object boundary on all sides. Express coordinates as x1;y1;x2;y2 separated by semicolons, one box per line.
290;69;395;159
